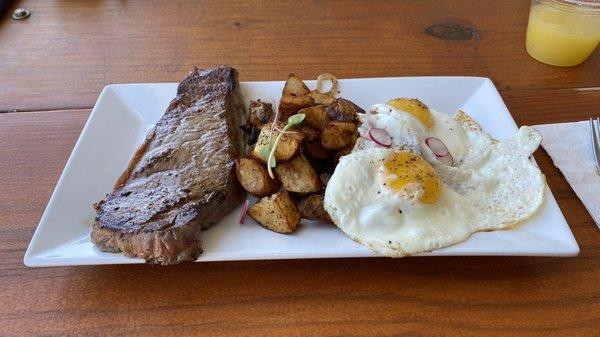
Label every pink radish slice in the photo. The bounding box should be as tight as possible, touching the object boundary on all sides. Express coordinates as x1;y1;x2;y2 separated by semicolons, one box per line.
368;128;392;147
239;199;250;224
436;152;454;166
425;137;449;157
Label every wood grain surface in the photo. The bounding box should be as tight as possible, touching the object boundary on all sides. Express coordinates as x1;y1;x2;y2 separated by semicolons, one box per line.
1;0;600;336
1;93;599;337
1;0;600;112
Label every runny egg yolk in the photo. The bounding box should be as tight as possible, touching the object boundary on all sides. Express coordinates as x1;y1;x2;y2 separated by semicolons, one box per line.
386;98;434;129
384;151;442;204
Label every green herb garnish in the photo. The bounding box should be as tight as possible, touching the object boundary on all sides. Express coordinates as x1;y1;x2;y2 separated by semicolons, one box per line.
259;148;270;163
267;113;305;178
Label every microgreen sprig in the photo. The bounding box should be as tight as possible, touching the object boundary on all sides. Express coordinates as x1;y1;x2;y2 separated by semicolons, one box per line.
266;113;305;178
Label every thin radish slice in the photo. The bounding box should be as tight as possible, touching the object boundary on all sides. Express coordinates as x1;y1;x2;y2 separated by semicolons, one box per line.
368;128;392;147
425;137;449;157
269;100;281;147
436;152;454;166
273;125;300;135
239;199;250;224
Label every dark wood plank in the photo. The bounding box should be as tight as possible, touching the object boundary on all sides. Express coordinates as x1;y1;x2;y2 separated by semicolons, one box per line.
1;0;600;112
503;88;600;126
1;88;599;336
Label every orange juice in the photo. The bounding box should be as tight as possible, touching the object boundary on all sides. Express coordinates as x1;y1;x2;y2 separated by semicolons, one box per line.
526;0;600;66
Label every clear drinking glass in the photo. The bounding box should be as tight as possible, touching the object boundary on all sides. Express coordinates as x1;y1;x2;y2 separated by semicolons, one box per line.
526;0;600;66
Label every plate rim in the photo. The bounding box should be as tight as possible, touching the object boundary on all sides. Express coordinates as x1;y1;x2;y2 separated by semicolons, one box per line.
23;76;580;267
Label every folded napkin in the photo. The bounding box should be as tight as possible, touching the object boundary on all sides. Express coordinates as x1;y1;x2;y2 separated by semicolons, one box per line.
533;121;600;227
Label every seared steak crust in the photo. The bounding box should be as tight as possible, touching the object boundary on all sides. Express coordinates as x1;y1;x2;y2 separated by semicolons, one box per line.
92;66;246;265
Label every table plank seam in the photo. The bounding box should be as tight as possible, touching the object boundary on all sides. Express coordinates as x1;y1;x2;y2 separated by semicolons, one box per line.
2;86;600;114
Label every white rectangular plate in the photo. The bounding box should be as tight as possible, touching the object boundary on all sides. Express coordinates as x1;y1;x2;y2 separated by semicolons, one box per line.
24;76;579;267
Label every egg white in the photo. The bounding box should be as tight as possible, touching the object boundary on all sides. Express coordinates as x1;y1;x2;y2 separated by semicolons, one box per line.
357;104;469;165
324;148;484;256
355;104;423;153
433;112;545;229
325;106;545;256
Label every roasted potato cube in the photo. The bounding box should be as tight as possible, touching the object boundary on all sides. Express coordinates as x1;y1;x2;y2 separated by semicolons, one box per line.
308;91;335;106
334;144;354;164
248;100;273;127
286;127;307;144
326;98;364;123
300;105;329;130
282;74;311;96
304;139;331;161
299;127;329;160
275;154;322;194
300;194;332;223
322;121;357;150
235;158;280;197
300;126;319;143
279;94;315;121
249;191;301;234
252;124;301;163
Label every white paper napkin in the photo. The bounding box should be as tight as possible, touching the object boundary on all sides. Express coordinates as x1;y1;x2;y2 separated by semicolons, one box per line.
533;121;600;227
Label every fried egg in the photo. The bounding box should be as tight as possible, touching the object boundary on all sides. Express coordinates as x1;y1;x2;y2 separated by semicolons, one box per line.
324;100;545;256
355;101;469;165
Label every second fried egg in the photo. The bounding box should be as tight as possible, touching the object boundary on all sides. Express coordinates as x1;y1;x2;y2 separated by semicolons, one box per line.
324;101;545;256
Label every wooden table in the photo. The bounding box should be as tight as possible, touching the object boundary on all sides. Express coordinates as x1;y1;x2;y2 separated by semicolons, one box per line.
1;1;599;336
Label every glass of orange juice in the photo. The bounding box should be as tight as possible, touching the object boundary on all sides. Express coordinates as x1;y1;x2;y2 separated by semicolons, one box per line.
526;0;600;66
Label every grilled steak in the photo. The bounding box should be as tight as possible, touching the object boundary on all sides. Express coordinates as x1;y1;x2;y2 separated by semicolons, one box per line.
92;66;246;265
